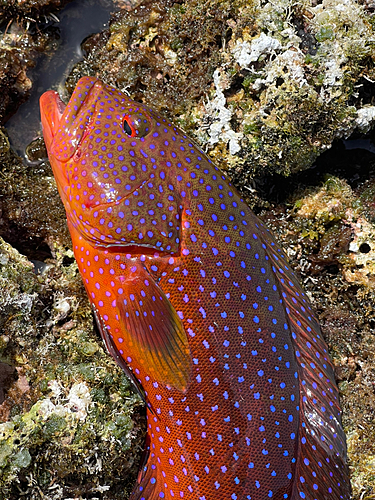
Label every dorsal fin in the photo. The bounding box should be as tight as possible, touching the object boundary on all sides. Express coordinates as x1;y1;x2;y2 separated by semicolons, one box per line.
255;217;351;499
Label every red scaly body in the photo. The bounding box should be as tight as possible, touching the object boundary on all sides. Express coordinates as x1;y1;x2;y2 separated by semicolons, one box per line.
40;77;350;500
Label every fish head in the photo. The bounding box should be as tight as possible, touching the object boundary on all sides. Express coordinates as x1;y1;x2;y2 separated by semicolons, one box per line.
40;76;184;254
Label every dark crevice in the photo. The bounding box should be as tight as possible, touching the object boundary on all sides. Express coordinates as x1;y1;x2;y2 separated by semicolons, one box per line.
252;137;375;205
323;264;340;275
225;74;248;98
0;362;18;405
62;255;75;266
215;33;223;49
292;16;318;55
359;242;371;254
1;230;52;262
348;74;375;107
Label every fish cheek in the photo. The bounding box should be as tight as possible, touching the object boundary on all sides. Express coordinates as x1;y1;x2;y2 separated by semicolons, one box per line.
76;179;183;253
117;178;183;253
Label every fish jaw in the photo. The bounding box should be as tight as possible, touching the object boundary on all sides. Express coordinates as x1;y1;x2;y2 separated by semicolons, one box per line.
40;89;66;149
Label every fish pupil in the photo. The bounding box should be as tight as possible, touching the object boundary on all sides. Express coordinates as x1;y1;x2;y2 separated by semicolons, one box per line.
123;118;133;136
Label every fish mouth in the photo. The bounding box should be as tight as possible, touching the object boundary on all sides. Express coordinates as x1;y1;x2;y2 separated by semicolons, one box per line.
40;77;99;157
40;89;69;196
40;78;99;194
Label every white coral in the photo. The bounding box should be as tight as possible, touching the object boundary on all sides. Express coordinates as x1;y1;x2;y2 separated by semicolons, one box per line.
233;33;281;68
204;70;243;155
37;382;92;422
355;106;375;132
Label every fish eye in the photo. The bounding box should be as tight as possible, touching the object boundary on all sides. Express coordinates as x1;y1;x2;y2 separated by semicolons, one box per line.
122;111;151;138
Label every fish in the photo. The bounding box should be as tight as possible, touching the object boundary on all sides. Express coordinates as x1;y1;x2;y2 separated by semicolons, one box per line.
40;76;350;500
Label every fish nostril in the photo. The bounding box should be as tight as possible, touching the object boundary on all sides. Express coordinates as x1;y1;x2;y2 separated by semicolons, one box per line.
73;149;82;161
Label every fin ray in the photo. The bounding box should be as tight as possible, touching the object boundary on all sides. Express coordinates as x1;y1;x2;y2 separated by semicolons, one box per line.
91;303;147;404
116;263;191;392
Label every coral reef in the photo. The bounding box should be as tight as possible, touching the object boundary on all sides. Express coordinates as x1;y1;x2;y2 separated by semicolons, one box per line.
69;0;375;184
0;0;375;497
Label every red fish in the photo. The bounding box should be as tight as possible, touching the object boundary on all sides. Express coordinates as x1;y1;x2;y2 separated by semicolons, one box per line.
40;77;350;500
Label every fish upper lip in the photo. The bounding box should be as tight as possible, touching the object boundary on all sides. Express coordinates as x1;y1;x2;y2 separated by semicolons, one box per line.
50;78;102;162
57;78;98;136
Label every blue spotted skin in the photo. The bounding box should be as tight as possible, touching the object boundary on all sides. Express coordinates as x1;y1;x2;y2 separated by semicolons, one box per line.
40;77;350;500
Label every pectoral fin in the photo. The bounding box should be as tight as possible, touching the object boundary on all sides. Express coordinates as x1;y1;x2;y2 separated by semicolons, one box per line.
115;264;191;392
